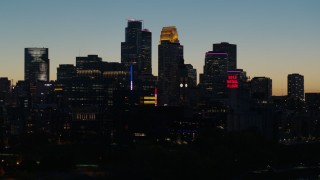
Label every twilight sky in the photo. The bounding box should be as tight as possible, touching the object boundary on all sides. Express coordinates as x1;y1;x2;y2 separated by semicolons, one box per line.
0;0;319;95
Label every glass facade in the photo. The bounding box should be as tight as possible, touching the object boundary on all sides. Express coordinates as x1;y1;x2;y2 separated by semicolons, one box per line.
24;48;49;82
202;52;228;96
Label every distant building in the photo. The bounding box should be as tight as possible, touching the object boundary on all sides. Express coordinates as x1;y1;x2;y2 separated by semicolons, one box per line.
76;54;103;71
212;42;237;70
0;77;11;104
288;73;304;101
227;71;274;140
57;64;76;81
24;48;49;82
158;26;184;106
185;64;197;87
141;29;152;75
57;55;129;109
200;52;228;97
0;77;10;93
121;19;152;75
250;77;272;104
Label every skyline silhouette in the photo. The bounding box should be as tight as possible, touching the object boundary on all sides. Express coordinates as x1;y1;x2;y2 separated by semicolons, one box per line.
0;0;320;95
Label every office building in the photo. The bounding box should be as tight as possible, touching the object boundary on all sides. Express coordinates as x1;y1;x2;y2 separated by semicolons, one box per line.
121;19;152;75
24;48;49;82
212;42;237;70
201;51;228;97
185;64;197;87
57;64;76;81
250;77;272;104
0;78;10;93
158;26;184;106
288;73;304;100
141;29;152;75
76;55;103;70
0;77;11;104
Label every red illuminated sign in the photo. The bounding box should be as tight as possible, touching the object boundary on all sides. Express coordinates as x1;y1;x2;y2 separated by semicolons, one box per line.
227;75;238;89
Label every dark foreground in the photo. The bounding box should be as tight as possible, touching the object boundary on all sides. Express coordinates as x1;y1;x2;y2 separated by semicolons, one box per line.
2;130;320;179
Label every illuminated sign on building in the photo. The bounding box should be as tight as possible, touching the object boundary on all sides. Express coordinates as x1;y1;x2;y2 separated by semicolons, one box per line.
130;65;133;90
141;96;156;105
227;75;238;89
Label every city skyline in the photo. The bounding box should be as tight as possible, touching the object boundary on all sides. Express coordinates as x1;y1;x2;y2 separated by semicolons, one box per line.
0;0;320;95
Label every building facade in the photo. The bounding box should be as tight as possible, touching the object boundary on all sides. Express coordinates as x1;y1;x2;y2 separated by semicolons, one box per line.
158;26;184;106
212;42;237;70
288;73;304;101
250;76;272;104
57;64;76;81
201;52;228;97
121;19;152;76
24;48;49;82
185;64;197;88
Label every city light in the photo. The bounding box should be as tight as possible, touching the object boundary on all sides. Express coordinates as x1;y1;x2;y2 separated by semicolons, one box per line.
227;75;238;89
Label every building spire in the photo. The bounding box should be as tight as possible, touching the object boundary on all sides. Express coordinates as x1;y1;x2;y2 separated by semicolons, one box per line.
160;26;179;44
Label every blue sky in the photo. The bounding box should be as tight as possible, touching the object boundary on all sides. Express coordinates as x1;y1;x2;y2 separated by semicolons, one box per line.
0;0;319;95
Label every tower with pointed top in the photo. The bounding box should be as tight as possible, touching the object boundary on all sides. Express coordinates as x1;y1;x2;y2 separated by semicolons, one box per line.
158;26;184;106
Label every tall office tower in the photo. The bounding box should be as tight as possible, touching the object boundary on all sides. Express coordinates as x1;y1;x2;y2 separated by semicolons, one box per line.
212;42;237;70
158;26;184;106
250;77;272;103
185;64;197;87
288;73;304;100
24;48;49;82
121;19;152;75
57;64;76;81
141;29;152;75
201;51;228;97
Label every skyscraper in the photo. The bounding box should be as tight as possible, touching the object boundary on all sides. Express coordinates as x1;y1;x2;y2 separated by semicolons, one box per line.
141;29;152;75
201;51;228;97
288;73;304;100
24;48;49;82
121;19;152;75
158;26;184;106
250;77;272;104
212;42;237;70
